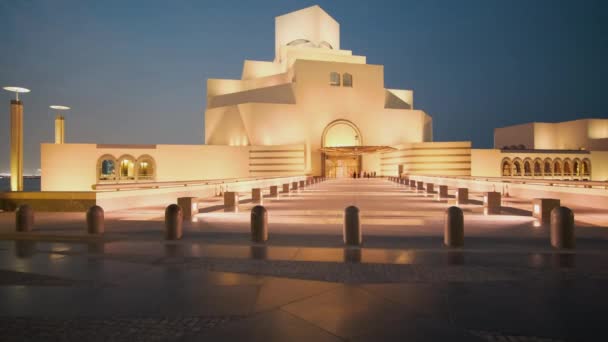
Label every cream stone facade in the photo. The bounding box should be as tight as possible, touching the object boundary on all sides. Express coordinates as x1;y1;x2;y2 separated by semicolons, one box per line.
494;119;608;151
205;5;435;178
471;119;608;181
31;5;608;194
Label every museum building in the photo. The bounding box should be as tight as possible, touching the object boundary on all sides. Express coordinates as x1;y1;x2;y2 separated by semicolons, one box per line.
38;6;608;193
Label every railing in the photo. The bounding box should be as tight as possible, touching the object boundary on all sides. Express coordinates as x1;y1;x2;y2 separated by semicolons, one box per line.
409;174;608;189
92;175;308;191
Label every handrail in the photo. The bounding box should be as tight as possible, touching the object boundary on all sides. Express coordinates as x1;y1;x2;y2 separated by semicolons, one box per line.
409;174;608;188
92;175;308;191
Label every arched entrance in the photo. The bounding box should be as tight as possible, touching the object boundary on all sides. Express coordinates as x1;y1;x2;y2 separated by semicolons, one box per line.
321;120;362;178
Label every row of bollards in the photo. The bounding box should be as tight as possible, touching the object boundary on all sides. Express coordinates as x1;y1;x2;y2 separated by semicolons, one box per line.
12;201;575;249
388;176;576;249
14;204;105;234
10;173;574;249
165;176;327;240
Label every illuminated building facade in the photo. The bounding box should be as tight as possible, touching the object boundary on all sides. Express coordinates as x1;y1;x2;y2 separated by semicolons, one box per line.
36;6;608;193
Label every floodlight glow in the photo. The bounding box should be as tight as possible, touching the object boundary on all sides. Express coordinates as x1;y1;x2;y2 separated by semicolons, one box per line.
3;86;30;101
50;105;70;110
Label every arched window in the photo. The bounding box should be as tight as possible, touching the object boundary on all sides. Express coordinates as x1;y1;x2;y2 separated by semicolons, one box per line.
573;159;581;176
582;159;591;176
563;159;572;176
343;73;353;87
513;159;523;176
553;159;562;176
501;158;512;176
329;72;340;86
524;159;532;177
97;155;117;181
543;159;552;176
136;155;156;181
117;155;136;181
533;159;542;176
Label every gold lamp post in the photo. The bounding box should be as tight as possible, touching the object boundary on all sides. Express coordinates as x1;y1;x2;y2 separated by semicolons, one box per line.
3;86;31;191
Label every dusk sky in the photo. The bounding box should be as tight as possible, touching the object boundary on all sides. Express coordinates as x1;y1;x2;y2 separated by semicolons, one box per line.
1;0;606;174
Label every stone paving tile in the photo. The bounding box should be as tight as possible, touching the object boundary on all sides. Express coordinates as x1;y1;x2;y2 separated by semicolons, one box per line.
0;179;607;341
351;320;487;341
198;309;343;341
470;330;564;342
281;285;419;339
191;257;544;283
0;269;105;287
0;316;242;342
358;283;450;320
253;277;341;312
446;280;608;342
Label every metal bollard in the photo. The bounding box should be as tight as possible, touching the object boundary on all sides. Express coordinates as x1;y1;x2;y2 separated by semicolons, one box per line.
252;188;263;205
250;205;268;243
416;181;425;191
483;192;501;215
224;192;239;211
438;185;448;199
343;205;362;246
270;185;279;198
177;197;198;220
444;206;464;247
86;205;104;234
15;205;34;232
164;204;183;240
550;207;575;249
455;188;469;205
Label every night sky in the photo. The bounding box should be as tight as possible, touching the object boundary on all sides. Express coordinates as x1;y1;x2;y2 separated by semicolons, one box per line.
1;0;607;174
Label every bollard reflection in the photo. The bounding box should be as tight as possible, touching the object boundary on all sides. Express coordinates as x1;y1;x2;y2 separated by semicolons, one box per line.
552;253;575;268
343;247;361;263
15;240;36;258
164;243;185;280
249;245;268;260
87;242;105;254
164;243;182;258
446;251;465;265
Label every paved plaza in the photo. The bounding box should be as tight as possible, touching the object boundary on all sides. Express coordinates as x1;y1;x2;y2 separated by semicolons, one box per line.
0;178;607;341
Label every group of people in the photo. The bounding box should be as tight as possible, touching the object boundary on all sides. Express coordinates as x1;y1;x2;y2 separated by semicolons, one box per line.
352;171;376;178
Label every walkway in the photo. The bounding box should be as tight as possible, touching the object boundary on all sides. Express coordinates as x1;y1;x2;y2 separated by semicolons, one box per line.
0;178;607;341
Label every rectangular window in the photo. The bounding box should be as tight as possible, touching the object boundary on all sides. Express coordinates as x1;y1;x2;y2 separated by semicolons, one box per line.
329;72;340;86
343;73;353;87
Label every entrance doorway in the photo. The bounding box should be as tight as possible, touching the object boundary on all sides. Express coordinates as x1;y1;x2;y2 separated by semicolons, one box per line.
325;155;360;178
321;119;363;178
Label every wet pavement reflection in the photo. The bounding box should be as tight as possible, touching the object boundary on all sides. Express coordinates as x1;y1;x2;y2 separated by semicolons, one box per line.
1;179;608;340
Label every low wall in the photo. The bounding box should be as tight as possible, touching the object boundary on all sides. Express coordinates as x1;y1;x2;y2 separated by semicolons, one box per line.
1;175;306;212
96;175;307;211
0;191;96;212
408;175;608;210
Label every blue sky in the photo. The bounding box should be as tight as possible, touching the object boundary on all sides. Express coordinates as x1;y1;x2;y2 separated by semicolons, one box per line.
1;0;607;174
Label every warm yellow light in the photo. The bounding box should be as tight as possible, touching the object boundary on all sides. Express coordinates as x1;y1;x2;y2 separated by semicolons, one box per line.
533;204;540;215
